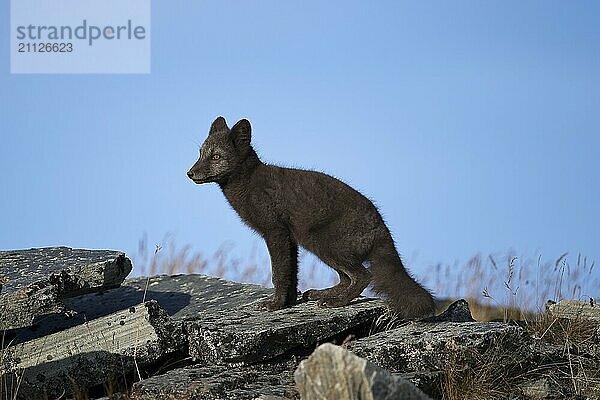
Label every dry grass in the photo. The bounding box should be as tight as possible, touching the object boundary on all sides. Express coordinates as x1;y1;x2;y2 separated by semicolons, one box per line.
0;331;23;400
0;368;23;400
424;252;597;321
441;341;517;400
527;312;598;348
134;236;597;320
133;234;338;292
435;252;599;399
440;333;592;400
525;312;600;397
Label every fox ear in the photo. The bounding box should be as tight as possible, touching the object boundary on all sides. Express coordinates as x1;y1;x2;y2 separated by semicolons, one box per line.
209;116;229;135
230;119;251;150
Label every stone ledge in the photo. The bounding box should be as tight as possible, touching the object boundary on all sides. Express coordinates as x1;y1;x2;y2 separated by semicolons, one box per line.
0;247;132;330
3;300;183;399
186;297;387;364
348;321;529;373
130;360;298;400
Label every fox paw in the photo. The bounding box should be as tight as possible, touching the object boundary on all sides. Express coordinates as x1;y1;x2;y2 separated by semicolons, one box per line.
256;296;294;311
317;297;352;308
302;289;336;301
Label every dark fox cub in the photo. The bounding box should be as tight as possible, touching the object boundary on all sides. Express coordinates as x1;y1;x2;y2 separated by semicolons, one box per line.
188;117;435;319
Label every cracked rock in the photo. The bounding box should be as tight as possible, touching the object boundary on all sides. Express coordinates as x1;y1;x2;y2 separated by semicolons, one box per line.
2;300;183;399
0;247;132;330
186;297;387;364
130;360;298;400
348;321;529;373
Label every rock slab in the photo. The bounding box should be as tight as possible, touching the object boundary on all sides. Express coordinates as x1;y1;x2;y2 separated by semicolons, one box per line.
294;343;431;400
2;300;182;399
348;321;528;373
0;247;132;329
9;274;386;364
131;360;298;400
546;299;600;323
8;274;264;343
121;275;386;365
187;297;387;364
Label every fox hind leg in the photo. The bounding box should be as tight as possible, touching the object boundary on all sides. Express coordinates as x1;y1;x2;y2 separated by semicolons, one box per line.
305;251;371;307
318;263;371;308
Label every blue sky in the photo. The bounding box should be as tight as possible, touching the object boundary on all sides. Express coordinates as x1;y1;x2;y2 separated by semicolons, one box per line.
1;2;598;295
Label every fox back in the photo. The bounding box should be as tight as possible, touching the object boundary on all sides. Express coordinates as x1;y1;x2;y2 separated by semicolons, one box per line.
188;117;435;319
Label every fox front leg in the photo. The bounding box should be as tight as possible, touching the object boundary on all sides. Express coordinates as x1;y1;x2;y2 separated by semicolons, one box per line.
257;233;299;311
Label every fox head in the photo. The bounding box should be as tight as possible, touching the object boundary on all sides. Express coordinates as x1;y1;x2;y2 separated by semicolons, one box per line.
187;116;252;184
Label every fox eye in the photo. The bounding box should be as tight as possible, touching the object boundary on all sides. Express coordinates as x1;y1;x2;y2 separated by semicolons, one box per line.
212;154;221;160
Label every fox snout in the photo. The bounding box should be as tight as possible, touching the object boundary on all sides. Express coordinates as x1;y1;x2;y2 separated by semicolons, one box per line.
187;147;213;184
187;168;205;184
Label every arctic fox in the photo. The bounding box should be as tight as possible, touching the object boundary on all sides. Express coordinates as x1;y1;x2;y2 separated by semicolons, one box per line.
187;117;435;319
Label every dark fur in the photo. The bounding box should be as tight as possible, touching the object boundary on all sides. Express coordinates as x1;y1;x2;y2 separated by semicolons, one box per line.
188;117;435;319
